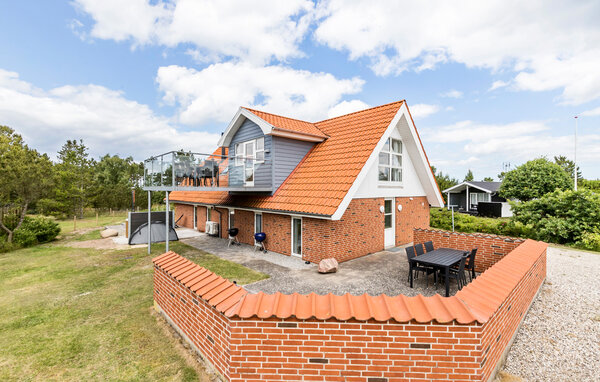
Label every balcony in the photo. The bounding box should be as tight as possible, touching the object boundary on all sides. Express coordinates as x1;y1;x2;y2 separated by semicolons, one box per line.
143;151;272;193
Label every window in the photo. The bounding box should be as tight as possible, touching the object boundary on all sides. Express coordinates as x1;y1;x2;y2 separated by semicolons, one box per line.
206;207;211;221
292;217;302;256
384;199;393;228
229;210;235;229
254;213;262;233
234;137;265;165
470;192;490;205
378;138;402;182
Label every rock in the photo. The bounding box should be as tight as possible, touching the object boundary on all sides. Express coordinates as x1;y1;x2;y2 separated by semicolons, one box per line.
100;228;118;238
318;258;338;274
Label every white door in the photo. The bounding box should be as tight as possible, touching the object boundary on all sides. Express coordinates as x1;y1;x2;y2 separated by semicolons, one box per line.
384;198;395;248
291;217;302;257
193;206;197;230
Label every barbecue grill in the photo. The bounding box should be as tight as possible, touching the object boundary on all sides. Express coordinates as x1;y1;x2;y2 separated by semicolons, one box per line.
254;232;267;253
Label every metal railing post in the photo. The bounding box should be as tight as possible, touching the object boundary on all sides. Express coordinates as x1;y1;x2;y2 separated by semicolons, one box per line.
147;190;151;254
165;191;170;253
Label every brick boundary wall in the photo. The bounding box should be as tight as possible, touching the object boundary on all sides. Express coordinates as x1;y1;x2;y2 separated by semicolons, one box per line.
413;229;525;273
153;238;546;381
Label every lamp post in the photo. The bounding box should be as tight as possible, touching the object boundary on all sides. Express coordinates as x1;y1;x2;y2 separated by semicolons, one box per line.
574;116;578;191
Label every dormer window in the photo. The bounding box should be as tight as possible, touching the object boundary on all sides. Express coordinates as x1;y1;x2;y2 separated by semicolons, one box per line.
235;137;264;165
378;138;402;182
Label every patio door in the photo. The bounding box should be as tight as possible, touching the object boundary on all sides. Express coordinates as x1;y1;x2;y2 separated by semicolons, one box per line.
291;217;302;257
384;198;395;248
193;206;197;230
244;141;254;186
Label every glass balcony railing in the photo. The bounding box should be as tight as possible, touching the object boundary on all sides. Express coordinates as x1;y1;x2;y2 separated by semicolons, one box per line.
143;151;271;192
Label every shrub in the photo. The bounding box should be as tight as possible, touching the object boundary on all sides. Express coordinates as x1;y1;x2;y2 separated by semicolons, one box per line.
12;216;60;247
430;208;534;238
499;158;572;202
511;189;600;244
577;232;600;251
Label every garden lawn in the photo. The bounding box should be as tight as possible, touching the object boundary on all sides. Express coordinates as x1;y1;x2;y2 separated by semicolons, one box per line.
0;237;267;381
56;211;128;235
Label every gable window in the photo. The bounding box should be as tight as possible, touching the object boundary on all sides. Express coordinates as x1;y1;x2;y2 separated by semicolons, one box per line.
235;137;264;165
378;138;402;182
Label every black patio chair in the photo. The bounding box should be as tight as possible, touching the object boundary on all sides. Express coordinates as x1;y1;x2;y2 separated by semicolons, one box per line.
465;248;478;281
424;241;434;252
445;253;469;290
406;246;435;287
415;243;425;256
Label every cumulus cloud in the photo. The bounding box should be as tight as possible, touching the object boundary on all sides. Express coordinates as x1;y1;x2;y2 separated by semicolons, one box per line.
72;0;314;64
327;100;369;118
409;103;440;119
580;106;600;117
440;90;463;99
314;0;600;104
156;63;364;124
0;69;219;160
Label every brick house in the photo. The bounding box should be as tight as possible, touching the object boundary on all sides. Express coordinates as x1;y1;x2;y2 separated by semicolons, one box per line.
156;100;444;263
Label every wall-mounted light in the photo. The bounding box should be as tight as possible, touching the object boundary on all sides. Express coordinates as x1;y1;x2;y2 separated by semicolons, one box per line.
397;204;403;212
379;205;385;213
409;197;414;201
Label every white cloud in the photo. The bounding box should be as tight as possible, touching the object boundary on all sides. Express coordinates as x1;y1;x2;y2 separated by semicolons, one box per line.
580;106;600;117
0;69;219;160
314;0;600;104
489;80;509;91
440;90;463;99
409;103;440;119
327;100;369;118
156;62;364;124
73;0;314;64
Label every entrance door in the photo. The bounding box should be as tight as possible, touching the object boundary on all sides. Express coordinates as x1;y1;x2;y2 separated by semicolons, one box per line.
384;198;395;248
291;217;302;257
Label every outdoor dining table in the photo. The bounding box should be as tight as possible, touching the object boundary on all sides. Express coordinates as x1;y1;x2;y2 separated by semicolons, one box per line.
409;248;468;297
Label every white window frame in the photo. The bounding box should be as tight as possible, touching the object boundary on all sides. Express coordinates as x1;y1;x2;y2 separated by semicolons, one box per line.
470;192;491;205
206;207;211;222
193;206;197;230
378;137;403;183
254;212;263;234
234;137;265;186
228;209;235;229
291;216;302;258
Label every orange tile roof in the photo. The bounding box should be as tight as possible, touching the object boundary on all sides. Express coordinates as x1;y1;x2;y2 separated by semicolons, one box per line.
170;101;406;216
153;239;547;324
243;107;328;139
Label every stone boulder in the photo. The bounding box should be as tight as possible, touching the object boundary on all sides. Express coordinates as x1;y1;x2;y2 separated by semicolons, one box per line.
100;228;118;238
318;258;339;274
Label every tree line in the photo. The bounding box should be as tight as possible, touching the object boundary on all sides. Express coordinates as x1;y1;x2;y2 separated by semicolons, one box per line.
1;126;162;243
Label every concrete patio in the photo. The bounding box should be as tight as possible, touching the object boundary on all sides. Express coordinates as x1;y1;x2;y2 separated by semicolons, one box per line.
181;233;465;297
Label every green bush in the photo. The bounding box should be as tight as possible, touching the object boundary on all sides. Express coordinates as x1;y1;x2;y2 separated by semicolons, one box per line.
511;189;600;244
12;216;61;247
577;232;600;251
429;208;530;237
499;158;572;202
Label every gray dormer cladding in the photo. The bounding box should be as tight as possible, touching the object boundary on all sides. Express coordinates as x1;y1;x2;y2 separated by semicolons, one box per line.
228;117;315;193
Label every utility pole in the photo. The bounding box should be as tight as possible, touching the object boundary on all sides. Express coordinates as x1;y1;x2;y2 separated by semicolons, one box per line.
574;115;578;191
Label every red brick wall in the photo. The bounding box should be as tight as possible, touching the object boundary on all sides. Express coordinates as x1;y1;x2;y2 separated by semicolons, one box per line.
175;204;194;229
232;209;255;246
196;206;207;232
229;319;481;381
153;238;547;382
212;208;230;239
263;213;291;256
153;266;231;380
395;196;430;246
303;198;384;263
479;248;546;381
413;229;524;273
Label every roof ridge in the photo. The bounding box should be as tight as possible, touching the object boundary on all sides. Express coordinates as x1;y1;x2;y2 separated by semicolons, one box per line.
315;99;405;124
242;106;316;125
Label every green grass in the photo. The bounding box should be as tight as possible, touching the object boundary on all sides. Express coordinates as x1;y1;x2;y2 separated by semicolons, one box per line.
56;212;128;235
0;231;267;381
69;229;102;242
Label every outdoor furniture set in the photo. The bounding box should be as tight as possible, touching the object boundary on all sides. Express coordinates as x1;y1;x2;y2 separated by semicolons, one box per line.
407;241;478;297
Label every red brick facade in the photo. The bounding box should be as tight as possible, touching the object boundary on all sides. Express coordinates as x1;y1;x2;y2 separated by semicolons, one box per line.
413;229;524;273
395;196;430;246
175;204;195;229
174;197;430;264
153;238;547;381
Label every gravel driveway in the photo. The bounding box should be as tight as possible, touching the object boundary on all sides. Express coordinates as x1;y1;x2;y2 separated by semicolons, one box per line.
499;246;600;381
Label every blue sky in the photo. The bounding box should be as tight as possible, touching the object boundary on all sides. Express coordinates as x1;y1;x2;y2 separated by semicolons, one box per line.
1;0;599;180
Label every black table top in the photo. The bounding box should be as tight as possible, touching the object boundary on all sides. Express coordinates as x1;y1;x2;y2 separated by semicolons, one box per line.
412;248;468;268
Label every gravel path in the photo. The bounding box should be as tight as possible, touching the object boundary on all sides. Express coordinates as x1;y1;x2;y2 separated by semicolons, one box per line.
499;246;600;381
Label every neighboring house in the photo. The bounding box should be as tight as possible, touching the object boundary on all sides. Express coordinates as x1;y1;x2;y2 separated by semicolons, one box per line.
147;100;444;263
443;181;512;217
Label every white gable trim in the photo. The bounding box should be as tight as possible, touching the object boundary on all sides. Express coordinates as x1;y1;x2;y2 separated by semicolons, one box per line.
443;182;493;194
330;103;444;220
217;108;274;147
